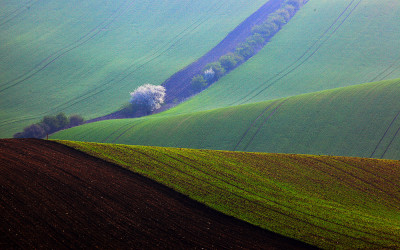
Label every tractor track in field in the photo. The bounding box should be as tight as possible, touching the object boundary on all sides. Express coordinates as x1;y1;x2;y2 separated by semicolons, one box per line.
381;124;400;159
332;157;400;190
233;0;363;105
241;99;288;151
0;0;40;28
110;120;147;143
162;0;285;104
233;100;279;151
0;138;311;249
128;147;394;247
285;155;400;242
0;0;133;92
50;0;230;115
61;0;287;124
0;0;228;129
370;107;400;158
100;122;133;143
370;56;400;82
314;157;400;208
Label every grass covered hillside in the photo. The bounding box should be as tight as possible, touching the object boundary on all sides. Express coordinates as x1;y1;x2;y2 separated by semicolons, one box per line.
0;0;268;138
52;79;400;160
167;0;400;114
58;140;400;249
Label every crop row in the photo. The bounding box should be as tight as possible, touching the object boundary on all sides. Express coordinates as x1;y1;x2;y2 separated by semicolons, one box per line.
58;140;400;249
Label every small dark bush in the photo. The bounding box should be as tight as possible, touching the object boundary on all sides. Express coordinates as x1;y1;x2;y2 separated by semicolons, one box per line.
41;113;69;134
219;53;240;71
203;62;226;80
191;75;208;92
68;114;85;127
284;0;304;9
275;8;291;22
13;123;46;139
246;34;265;48
252;22;279;39
284;4;296;17
14;112;86;138
267;14;287;28
235;43;255;60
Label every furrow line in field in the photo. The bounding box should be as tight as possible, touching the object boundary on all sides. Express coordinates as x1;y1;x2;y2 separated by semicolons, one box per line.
162;0;285;102
231;0;362;106
85;0;228;95
379;64;400;81
0;0;132;92
142;148;392;246
232;100;279;151
110;122;142;144
381;123;400;159
241;0;363;104
370;56;400;82
332;158;400;190
315;157;400;208
287;155;400;240
123;148;299;235
298;156;384;200
101;123;133;143
242;99;288;151
0;1;227;127
0;1;226;129
370;109;400;158
47;0;227;110
0;0;39;28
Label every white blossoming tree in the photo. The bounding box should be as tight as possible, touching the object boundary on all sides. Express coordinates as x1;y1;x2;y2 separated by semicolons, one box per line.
130;84;166;114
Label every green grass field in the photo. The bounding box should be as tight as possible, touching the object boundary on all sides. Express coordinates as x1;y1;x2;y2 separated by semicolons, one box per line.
165;0;400;115
52;78;400;160
0;0;268;138
57;140;400;249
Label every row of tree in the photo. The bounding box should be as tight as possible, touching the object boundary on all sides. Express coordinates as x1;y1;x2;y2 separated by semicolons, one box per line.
14;113;85;139
191;0;308;92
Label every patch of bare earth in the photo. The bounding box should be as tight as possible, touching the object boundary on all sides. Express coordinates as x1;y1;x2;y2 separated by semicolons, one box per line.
0;139;311;249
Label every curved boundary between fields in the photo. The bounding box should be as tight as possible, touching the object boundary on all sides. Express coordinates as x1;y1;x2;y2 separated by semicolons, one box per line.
370;94;400;158
232;0;363;105
232;100;279;151
0;0;133;92
0;0;229;129
106;146;396;247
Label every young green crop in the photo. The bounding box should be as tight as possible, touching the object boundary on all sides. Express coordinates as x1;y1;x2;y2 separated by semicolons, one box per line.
166;0;400;114
52;79;400;160
0;0;267;138
57;140;400;249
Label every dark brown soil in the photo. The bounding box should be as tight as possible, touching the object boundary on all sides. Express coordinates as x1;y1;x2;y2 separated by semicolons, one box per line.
0;139;313;249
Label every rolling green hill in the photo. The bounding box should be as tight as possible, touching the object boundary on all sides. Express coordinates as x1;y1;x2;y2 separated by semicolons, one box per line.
0;0;268;137
57;140;400;249
52;78;400;160
166;0;400;115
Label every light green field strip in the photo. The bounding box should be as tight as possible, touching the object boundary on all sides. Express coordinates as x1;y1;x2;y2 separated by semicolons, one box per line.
52;79;400;160
0;0;268;137
58;140;400;249
166;0;400;115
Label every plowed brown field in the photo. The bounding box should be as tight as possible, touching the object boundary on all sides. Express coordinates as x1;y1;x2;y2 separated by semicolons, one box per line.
0;139;310;249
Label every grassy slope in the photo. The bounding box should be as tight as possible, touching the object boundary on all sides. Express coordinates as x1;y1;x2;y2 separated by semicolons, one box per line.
0;0;268;138
166;0;400;115
58;140;400;249
52;79;400;160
